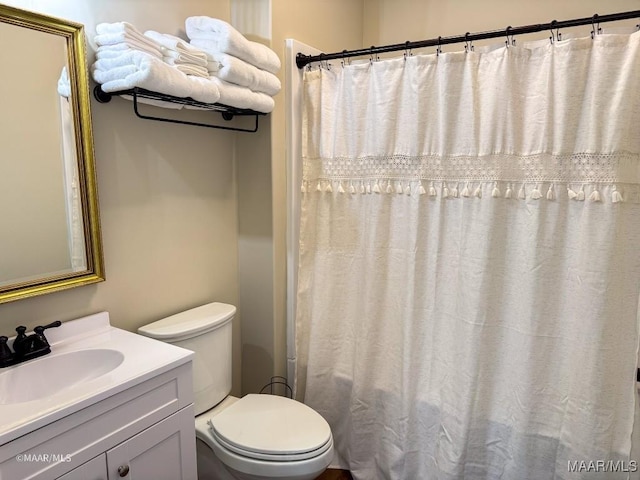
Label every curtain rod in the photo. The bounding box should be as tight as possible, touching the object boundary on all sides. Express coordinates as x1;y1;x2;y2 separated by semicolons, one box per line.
296;10;640;69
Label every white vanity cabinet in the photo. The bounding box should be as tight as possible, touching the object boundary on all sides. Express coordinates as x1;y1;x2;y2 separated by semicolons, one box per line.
0;362;197;480
57;455;107;480
58;407;195;480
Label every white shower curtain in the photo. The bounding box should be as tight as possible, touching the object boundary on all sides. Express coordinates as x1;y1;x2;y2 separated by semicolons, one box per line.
296;31;640;479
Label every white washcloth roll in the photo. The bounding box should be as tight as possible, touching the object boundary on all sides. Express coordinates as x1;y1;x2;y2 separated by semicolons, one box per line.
206;51;280;96
97;42;163;59
210;77;275;113
162;49;208;67
185;17;280;74
92;51;220;104
144;30;208;59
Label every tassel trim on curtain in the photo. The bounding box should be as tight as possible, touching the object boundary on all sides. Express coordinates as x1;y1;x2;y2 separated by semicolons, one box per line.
302;179;629;203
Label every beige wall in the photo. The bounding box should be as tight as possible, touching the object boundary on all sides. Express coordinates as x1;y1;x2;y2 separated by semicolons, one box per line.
270;0;365;387
0;0;242;395
363;0;640;48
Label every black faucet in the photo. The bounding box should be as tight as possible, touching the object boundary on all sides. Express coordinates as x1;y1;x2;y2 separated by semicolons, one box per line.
0;321;62;368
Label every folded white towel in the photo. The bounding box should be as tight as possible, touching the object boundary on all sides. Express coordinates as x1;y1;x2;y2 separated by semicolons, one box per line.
210;77;274;113
185;17;280;74
95;37;163;58
97;42;163;59
92;52;220;104
205;51;280;96
94;50;157;71
96;48;130;60
96;21;142;36
144;30;208;59
166;61;210;78
162;49;208;67
92;64;140;84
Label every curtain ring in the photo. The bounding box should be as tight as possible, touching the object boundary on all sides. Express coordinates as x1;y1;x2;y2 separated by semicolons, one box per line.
341;49;349;68
436;36;442;56
591;14;601;38
464;32;474;52
404;41;412;60
318;53;324;70
549;20;557;44
369;46;378;64
505;26;515;47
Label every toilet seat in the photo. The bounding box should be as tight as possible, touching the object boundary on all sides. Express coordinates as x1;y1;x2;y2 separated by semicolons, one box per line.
195;394;334;479
210;427;333;462
206;394;332;460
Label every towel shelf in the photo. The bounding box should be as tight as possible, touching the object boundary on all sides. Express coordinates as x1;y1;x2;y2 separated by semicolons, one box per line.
93;86;265;132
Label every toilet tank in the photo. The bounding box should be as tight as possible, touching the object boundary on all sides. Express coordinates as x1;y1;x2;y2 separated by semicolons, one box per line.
138;302;236;416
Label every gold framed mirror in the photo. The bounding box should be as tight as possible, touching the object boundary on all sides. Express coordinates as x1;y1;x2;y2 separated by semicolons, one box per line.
0;4;104;303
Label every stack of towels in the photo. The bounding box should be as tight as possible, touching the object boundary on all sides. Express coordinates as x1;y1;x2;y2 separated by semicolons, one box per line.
144;30;211;78
91;18;281;114
186;16;281;113
92;22;220;106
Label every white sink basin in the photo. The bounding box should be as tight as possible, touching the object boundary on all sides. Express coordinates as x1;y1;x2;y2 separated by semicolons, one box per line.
0;312;193;446
0;349;124;404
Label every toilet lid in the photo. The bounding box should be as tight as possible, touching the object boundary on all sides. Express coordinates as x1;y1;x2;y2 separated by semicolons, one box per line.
209;394;332;456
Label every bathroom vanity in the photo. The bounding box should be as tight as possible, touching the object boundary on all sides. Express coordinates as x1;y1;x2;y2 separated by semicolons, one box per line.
0;312;197;479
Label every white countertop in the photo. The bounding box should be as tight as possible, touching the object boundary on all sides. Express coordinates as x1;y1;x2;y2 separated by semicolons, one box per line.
0;312;193;445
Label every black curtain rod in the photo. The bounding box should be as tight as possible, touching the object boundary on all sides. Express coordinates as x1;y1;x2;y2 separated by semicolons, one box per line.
296;10;640;69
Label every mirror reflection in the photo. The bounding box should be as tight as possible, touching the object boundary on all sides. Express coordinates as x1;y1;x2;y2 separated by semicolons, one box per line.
0;5;103;303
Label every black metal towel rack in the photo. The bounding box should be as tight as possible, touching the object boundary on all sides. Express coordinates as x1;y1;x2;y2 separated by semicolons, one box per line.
296;10;640;69
93;85;265;133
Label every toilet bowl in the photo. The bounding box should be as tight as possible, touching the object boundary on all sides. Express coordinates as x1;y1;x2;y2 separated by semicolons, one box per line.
138;303;333;480
195;395;333;480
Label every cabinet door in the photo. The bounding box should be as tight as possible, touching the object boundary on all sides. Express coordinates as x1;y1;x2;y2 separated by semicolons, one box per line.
56;454;107;480
106;407;197;480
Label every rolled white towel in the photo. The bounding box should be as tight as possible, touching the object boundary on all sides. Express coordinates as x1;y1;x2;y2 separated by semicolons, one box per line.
92;52;220;104
144;30;208;60
185;17;280;74
206;51;280;96
210;77;275;113
162;49;208;68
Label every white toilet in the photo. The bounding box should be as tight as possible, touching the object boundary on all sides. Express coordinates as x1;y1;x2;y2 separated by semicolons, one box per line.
138;303;334;480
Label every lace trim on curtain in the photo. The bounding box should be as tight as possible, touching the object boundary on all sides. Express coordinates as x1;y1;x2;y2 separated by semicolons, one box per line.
303;151;639;184
302;151;640;202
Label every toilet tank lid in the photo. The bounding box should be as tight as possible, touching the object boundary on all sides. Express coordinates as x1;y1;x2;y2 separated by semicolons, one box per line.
138;302;236;340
